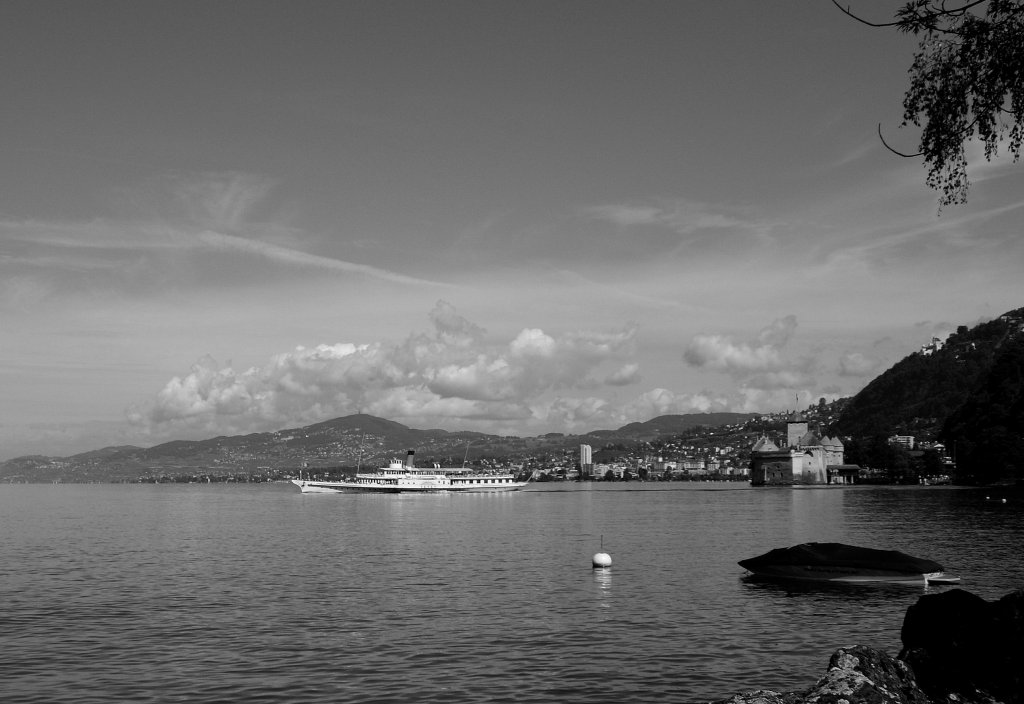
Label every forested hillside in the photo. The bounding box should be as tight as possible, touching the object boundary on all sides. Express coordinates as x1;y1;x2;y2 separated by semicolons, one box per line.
836;307;1024;483
942;333;1024;483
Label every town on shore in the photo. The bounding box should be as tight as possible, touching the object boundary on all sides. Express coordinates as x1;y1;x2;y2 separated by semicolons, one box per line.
2;401;960;487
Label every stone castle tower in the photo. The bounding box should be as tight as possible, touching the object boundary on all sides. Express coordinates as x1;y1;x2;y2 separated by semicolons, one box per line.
749;410;845;486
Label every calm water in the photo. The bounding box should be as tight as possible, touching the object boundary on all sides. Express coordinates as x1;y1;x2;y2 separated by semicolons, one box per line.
2;482;1022;703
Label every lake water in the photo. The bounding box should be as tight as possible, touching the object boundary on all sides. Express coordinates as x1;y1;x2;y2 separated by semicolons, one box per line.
2;482;1022;703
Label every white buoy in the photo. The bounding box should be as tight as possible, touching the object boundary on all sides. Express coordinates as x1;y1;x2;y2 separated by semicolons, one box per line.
592;534;612;568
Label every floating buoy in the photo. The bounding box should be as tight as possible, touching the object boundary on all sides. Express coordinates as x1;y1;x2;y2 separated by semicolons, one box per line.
592;534;612;568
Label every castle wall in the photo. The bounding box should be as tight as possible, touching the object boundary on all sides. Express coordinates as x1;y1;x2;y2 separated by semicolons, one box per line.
750;451;796;486
795;449;828;484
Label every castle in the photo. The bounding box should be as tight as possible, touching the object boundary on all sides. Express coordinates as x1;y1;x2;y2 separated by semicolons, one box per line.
749;411;848;486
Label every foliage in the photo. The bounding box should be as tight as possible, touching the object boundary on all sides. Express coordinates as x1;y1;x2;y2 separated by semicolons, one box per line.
941;334;1024;482
839;0;1024;206
843;434;915;479
834;317;1007;437
836;307;1024;483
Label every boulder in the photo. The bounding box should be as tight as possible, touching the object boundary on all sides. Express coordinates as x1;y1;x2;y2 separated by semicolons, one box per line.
899;588;1024;704
710;690;798;704
710;589;1023;704
803;646;931;704
710;646;928;704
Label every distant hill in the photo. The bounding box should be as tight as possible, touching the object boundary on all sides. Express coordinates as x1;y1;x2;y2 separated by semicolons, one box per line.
0;411;757;483
605;413;758;440
835;306;1024;483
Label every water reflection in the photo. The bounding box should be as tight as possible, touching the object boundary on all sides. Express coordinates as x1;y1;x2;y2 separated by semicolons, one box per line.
591;566;612;612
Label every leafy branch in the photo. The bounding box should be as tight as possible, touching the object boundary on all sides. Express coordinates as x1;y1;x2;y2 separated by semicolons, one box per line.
835;0;1024;207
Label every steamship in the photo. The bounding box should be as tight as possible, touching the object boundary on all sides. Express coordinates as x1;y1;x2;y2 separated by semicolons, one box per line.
291;450;529;493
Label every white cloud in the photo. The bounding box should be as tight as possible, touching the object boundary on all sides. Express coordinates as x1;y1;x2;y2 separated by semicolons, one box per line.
756;314;798;347
682;316;822;404
532;396;615;430
837;351;879;378
736;388;830;413
196;230;452;287
605;363;641;386
683;335;783;373
622;388;730;419
684;316;798;375
129;302;640;440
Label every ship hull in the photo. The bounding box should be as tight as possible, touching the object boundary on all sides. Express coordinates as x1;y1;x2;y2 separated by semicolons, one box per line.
291;478;528;494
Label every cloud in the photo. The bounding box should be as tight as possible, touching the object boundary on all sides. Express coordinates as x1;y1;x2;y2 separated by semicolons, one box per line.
683;315;818;397
684;315;799;374
745;369;816;390
196;231;452;287
129;301;640;440
838;351;879;378
584;204;664;227
584;200;753;236
526;387;729;435
736;387;840;413
756;315;798;348
582;199;773;259
0;171;453;300
531;396;615;430
169;172;276;232
817;197;1024;276
622;388;730;418
605;363;641;386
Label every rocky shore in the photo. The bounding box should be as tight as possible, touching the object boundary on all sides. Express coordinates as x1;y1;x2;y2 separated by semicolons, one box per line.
711;588;1023;704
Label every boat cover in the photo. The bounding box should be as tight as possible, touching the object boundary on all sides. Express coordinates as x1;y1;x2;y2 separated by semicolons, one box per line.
739;542;943;573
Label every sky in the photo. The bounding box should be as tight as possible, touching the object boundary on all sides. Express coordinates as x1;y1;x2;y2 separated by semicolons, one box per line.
2;1;1022;460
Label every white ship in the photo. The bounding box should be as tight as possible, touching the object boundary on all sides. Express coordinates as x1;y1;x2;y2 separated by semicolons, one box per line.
291;450;529;493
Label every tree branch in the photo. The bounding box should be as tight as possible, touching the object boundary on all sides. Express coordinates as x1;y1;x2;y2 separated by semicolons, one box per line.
878;123;924;158
832;0;991;31
830;0;902;27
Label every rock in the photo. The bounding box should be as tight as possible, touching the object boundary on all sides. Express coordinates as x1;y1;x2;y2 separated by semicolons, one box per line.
709;646;926;704
899;588;1024;704
710;589;1023;704
801;646;930;704
710;690;797;704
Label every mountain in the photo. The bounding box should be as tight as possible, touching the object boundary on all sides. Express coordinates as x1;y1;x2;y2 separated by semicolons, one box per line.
836;306;1024;483
609;413;759;440
0;411;757;483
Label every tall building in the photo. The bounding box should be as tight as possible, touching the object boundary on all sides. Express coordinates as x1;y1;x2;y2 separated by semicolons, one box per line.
580;444;593;477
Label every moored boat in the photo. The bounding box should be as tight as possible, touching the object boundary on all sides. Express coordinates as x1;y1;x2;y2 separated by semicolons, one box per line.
739;542;960;585
291;450;529;494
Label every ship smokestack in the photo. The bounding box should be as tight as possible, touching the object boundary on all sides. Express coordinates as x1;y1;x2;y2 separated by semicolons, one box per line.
406;450;415;468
